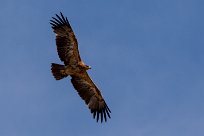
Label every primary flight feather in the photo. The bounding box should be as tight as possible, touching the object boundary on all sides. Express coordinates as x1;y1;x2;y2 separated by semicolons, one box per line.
50;12;111;123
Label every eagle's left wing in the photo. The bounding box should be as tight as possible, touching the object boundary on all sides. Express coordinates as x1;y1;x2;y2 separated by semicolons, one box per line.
50;13;81;66
71;73;111;123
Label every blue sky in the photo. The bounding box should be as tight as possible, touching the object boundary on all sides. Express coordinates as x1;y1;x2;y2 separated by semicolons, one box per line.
1;0;204;135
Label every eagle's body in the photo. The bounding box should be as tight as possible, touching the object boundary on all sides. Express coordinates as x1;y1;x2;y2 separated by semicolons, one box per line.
50;13;111;123
52;61;89;79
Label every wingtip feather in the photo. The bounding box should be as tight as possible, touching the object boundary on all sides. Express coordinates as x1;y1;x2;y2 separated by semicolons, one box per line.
91;103;111;123
50;12;70;29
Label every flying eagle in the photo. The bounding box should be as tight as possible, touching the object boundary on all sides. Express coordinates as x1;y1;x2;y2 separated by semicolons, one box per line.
50;13;111;123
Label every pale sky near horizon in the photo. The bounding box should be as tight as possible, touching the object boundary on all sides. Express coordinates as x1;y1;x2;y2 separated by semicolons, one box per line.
1;0;204;136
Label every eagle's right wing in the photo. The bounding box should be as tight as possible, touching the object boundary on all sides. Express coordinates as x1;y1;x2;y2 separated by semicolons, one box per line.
71;72;111;123
50;13;81;65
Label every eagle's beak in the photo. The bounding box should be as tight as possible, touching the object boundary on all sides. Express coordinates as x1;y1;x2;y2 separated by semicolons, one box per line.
85;65;91;70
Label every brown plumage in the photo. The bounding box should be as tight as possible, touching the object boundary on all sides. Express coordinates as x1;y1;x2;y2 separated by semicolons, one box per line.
50;12;111;122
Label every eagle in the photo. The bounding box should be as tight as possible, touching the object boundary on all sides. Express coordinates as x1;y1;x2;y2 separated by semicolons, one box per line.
50;13;111;123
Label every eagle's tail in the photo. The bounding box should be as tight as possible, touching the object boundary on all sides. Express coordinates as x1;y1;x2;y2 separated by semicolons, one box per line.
51;63;68;80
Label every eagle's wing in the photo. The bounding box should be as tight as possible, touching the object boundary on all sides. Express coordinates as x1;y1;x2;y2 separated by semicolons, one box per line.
50;13;81;65
71;73;111;123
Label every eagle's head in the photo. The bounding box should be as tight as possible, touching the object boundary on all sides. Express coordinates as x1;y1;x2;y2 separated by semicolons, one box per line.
85;65;91;70
78;61;91;70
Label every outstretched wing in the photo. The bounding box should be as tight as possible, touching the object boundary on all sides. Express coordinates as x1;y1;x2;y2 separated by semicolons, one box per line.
71;73;111;123
50;12;81;65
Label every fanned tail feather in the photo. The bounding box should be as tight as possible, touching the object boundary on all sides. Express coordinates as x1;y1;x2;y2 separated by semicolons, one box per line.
51;63;68;80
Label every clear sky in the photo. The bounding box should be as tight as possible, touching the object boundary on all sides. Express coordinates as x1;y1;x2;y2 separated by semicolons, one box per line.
1;0;204;136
